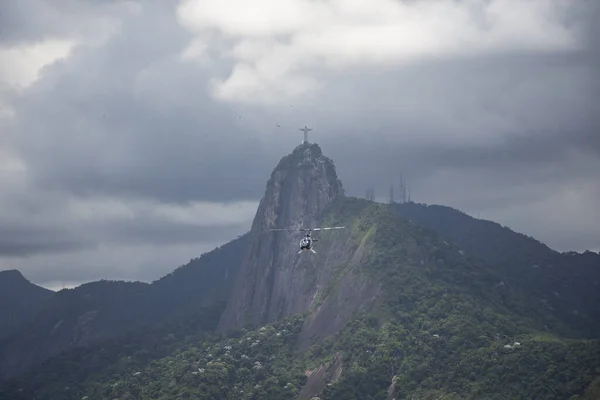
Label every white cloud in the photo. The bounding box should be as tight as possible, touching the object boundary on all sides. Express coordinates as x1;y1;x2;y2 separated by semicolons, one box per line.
0;39;76;89
177;0;315;37
177;0;579;103
0;38;77;139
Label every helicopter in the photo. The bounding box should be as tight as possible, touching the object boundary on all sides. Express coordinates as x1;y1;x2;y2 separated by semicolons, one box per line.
269;226;345;254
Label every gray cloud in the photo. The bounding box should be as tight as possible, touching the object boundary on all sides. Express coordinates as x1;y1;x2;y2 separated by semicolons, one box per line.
0;0;133;46
0;0;77;44
8;3;274;204
0;226;91;257
1;0;599;287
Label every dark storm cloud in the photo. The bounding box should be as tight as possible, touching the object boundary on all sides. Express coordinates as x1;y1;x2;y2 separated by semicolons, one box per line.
426;129;600;172
301;46;600;198
10;1;598;208
1;0;599;288
2;206;253;285
0;0;130;45
0;1;268;285
8;2;276;204
0;0;70;44
0;225;92;256
0;195;253;258
102;218;251;247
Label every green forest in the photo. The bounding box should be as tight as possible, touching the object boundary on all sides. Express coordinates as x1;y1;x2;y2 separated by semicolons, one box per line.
1;197;599;400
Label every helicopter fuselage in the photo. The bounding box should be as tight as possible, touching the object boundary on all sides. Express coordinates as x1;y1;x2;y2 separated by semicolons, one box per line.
300;235;312;250
299;234;318;253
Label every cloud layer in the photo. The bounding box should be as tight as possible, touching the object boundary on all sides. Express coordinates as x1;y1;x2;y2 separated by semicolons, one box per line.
1;0;598;288
177;0;584;102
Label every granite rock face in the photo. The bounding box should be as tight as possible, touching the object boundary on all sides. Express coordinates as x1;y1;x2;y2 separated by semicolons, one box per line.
218;143;349;330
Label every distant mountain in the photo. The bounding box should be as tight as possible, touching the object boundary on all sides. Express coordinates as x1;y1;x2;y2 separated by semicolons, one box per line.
0;233;250;381
393;202;600;338
0;269;53;340
1;143;599;400
3;195;599;399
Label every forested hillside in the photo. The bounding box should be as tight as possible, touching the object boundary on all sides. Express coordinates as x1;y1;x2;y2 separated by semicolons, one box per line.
394;202;600;338
2;197;599;400
2;144;598;400
0;234;250;381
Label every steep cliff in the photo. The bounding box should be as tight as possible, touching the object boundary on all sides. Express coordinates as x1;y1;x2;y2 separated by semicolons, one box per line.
218;143;346;330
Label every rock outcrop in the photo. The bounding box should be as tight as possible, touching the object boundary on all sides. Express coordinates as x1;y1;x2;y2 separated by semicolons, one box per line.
218;143;346;330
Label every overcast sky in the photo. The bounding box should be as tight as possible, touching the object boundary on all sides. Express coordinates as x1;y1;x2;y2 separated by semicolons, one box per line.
1;0;598;290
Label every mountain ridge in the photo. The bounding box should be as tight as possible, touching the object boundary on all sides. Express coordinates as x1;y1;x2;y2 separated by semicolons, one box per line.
393;201;600;338
1;142;598;399
3;195;599;400
0;233;250;381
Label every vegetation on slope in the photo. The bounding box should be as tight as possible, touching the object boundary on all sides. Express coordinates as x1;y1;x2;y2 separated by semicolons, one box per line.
316;316;600;400
394;202;600;338
0;303;227;400
0;313;309;400
3;311;597;400
2;198;598;400
0;233;251;381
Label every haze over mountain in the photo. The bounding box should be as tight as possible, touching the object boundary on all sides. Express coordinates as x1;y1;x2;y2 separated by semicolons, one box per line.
1;142;598;400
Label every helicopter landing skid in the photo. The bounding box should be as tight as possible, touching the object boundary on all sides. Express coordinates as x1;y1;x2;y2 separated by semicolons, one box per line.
299;249;317;254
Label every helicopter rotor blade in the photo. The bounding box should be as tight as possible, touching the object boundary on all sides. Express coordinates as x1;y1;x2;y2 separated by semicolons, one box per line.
269;226;345;232
310;226;345;231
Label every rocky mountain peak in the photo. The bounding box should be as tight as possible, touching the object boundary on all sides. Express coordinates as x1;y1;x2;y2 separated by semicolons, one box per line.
250;142;344;233
218;143;345;330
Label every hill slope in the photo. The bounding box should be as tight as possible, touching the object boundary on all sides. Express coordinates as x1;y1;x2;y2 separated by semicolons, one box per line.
393;202;600;338
1;143;598;399
0;270;54;340
0;233;250;381
2;197;599;400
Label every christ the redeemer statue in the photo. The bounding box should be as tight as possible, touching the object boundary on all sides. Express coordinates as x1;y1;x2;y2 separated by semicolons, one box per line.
300;126;312;144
